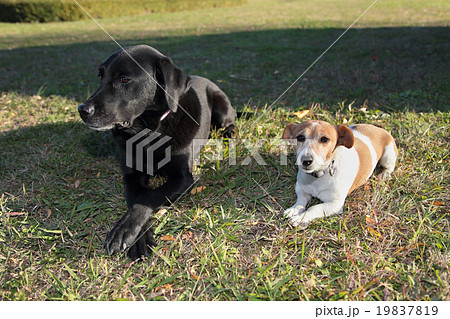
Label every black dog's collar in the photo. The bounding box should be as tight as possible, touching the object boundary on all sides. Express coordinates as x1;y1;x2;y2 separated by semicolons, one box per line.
307;160;336;178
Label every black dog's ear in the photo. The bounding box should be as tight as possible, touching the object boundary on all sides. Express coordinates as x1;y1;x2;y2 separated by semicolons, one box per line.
155;57;191;113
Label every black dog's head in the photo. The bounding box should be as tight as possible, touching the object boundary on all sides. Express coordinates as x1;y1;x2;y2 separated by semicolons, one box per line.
78;45;191;131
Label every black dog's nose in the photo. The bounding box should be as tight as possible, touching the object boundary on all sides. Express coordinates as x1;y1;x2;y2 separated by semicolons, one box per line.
78;103;94;116
301;156;313;167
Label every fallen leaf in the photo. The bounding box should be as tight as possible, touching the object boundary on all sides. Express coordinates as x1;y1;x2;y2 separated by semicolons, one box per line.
74;180;80;189
5;212;26;216
160;235;175;241
365;215;377;225
192;209;200;221
191;273;200;280
431;200;445;206
47;208;52;218
190;186;206;195
155;284;172;292
367;227;382;237
181;231;195;242
293;110;309;120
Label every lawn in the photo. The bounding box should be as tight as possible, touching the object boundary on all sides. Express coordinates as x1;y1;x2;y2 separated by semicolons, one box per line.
0;0;448;300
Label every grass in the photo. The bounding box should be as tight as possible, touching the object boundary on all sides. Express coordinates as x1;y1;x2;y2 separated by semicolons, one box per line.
0;0;449;300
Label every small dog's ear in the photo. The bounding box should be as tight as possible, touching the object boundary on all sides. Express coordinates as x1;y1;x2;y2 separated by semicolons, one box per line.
336;125;354;148
282;123;297;140
155;57;191;113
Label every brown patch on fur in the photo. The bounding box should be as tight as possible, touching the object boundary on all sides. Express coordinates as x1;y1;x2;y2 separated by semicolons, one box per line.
351;124;398;158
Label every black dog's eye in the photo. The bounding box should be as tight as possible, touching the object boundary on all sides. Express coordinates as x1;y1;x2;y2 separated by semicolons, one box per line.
320;136;330;143
97;72;103;80
119;76;131;83
297;135;306;142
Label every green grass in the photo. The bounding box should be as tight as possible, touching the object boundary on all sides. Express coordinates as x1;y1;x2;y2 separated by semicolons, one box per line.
0;0;449;300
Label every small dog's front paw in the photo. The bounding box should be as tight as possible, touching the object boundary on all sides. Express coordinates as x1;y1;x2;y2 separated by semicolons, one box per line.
104;213;141;255
379;171;392;180
283;206;305;219
288;213;311;227
283;206;309;227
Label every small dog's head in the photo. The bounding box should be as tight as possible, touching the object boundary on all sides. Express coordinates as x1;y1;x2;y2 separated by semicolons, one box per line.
282;120;354;173
78;45;191;131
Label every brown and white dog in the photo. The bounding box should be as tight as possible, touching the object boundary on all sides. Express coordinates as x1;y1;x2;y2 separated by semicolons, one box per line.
282;120;397;226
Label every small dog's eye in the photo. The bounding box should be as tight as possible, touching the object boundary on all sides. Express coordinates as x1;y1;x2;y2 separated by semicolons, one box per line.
297;135;305;142
119;76;130;83
320;136;330;143
97;73;103;80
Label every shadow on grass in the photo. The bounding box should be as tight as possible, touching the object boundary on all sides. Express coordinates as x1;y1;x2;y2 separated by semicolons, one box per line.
0;121;122;258
0;121;117;210
1;26;449;111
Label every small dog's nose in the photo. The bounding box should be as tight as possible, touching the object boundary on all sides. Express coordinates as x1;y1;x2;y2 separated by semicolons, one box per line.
78;103;94;116
301;156;313;167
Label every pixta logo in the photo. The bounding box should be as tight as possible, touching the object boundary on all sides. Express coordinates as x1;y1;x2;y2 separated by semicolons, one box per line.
125;129;172;176
126;128;299;176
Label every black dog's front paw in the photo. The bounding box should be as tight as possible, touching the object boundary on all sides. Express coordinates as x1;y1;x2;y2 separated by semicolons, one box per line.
223;124;235;138
104;213;142;255
127;228;157;261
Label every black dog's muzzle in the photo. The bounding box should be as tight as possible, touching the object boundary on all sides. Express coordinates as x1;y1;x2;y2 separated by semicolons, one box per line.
78;103;94;118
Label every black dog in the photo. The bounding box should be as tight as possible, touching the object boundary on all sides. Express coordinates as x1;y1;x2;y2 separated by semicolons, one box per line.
78;45;235;260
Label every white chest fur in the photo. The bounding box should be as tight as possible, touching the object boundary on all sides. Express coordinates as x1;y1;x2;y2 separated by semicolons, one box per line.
298;146;359;202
